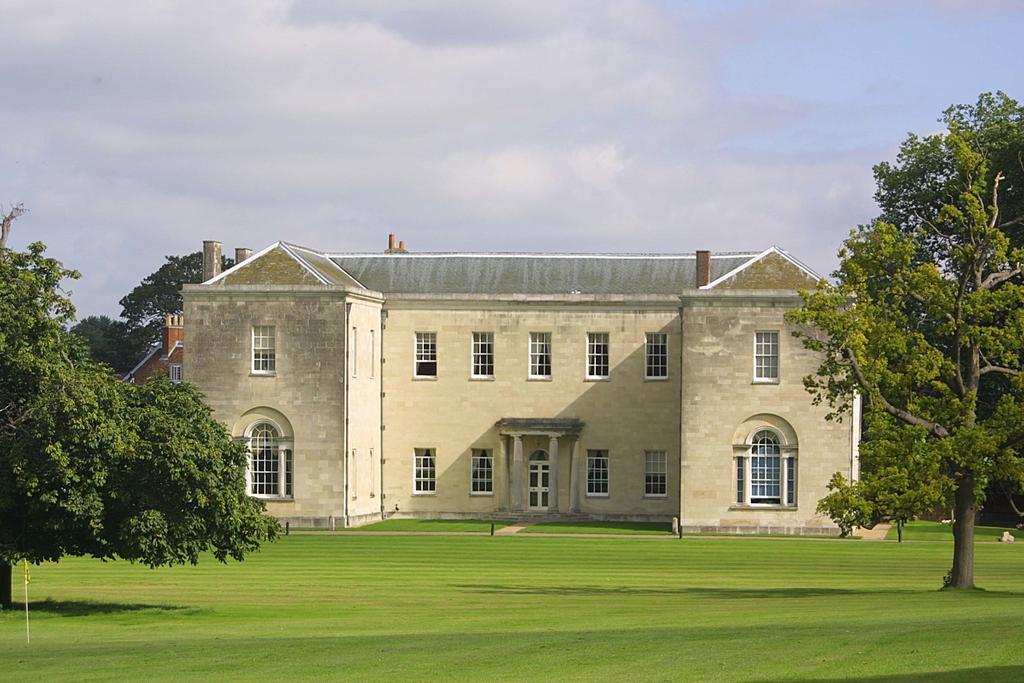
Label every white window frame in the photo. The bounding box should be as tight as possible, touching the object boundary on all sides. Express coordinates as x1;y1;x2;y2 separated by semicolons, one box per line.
585;332;610;380
244;420;293;500
470;449;493;495
753;330;780;384
413;448;436;494
586;449;609;497
529;332;552;379
645;333;668;380
644;450;667;497
471;332;495;379
414;332;437;379
169;363;183;383
251;325;276;375
734;429;796;507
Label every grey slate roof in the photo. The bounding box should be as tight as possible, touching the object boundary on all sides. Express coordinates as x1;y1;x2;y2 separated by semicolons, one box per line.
329;253;756;295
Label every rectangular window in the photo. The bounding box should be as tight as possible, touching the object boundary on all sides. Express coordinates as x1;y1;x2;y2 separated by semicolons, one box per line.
586;332;610;379
471;449;493;494
169;363;182;383
414;448;436;493
529;332;552;378
252;325;276;373
754;331;779;382
415;332;437;378
786;458;796;506
369;329;375;378
750;453;781;504
644;450;667;496
472;332;494;378
646;333;668;379
351;327;358;377
586;450;609;496
736;457;745;504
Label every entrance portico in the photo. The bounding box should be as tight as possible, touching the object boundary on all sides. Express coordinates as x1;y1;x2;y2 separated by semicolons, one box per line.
496;418;584;514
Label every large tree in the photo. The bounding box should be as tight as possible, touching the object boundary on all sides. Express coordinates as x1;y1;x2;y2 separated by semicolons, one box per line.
789;93;1024;589
0;217;275;609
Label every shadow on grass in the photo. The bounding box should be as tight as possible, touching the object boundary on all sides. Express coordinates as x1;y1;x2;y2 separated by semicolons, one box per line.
456;584;902;599
776;664;1024;682
457;584;1024;599
28;600;194;617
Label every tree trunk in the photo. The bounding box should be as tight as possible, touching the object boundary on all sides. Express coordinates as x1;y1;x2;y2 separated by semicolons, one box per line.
0;563;11;610
897;519;903;544
949;475;977;589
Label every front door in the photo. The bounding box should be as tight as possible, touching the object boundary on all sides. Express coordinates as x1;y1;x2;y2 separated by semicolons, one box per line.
528;462;550;510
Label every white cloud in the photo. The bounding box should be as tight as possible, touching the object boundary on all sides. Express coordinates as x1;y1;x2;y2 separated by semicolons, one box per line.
2;0;1013;317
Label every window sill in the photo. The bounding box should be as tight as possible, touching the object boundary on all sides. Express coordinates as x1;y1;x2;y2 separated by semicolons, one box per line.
643;494;668;499
412;491;437;496
527;376;553;382
469;376;495;382
412;376;438;381
584;377;610;382
585;493;610;498
644;376;670;382
253;495;293;502
469;491;494;497
752;378;780;385
250;372;277;378
729;504;797;511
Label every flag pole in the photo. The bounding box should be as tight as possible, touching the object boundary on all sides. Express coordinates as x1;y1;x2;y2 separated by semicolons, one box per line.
23;559;30;644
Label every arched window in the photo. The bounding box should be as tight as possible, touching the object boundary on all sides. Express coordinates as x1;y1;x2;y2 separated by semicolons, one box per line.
246;421;293;498
735;428;796;506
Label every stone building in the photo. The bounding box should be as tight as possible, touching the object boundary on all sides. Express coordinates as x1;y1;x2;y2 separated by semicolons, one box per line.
182;236;860;533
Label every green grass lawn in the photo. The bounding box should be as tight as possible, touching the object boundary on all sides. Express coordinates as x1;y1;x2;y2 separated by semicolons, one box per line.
333;518;513;533
522;520;672;535
3;536;1023;681
885;520;1024;542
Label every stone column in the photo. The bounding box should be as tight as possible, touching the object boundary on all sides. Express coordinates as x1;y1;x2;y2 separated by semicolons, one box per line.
573;438;584;512
511;434;524;512
548;435;560;513
569;437;580;513
497;435;508;511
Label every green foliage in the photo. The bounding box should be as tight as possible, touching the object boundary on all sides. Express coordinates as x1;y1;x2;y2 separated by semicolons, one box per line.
69;315;136;374
789;93;1024;586
0;238;275;593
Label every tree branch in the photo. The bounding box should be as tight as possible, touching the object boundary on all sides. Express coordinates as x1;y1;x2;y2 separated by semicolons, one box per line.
0;204;26;249
980;267;1022;290
843;349;951;438
979;365;1022;377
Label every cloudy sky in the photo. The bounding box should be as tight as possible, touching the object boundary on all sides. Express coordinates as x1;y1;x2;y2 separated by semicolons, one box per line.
4;0;1023;319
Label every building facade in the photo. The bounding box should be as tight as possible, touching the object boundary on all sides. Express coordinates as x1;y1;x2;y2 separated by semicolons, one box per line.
124;314;185;384
182;238;859;534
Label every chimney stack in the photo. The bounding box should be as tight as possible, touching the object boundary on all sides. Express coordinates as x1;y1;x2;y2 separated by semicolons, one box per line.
203;240;222;282
398;240;406;251
387;234;397;251
235;247;252;264
696;250;711;287
163;314;184;355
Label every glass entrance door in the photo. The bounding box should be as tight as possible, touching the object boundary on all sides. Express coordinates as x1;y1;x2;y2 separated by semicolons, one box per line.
528;461;550;510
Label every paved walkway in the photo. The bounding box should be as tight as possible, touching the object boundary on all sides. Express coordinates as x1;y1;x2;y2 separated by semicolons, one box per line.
494;521;531;535
857;523;891;541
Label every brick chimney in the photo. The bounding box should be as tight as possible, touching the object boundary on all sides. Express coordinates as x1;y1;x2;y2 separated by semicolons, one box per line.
163;314;184;355
385;234;408;254
203;240;222;281
696;250;711;287
235;247;252;264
